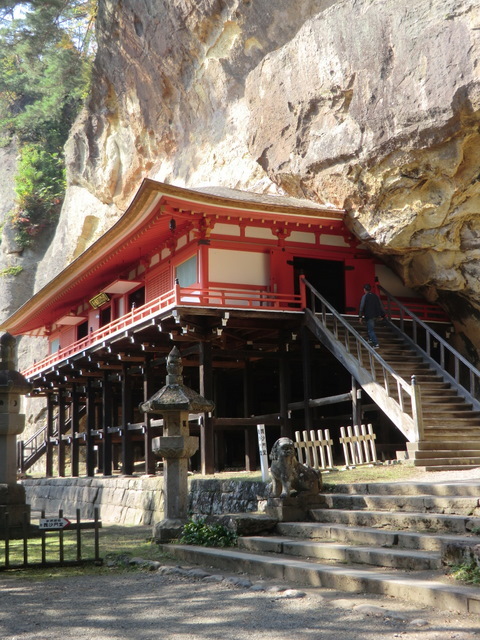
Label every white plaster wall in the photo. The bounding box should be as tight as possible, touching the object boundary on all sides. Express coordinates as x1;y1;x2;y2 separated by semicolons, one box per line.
209;249;269;286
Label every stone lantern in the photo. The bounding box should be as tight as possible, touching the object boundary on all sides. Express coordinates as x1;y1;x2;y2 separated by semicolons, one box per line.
140;346;214;542
0;333;32;536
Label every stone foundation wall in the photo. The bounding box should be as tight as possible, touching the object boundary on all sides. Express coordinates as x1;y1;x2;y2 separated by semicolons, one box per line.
21;477;165;526
189;479;269;515
21;477;269;526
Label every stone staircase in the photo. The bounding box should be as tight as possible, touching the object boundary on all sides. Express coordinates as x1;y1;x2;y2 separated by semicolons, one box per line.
162;481;480;614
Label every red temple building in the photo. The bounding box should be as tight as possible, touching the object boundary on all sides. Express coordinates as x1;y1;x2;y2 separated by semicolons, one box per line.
4;179;480;475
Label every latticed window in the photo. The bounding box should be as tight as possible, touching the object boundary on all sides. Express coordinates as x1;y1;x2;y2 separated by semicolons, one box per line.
146;266;171;301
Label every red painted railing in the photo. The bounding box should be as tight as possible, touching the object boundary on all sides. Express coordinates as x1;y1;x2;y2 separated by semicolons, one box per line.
22;285;303;378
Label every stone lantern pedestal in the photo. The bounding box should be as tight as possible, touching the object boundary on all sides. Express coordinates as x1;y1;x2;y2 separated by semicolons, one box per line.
140;346;214;542
0;333;32;537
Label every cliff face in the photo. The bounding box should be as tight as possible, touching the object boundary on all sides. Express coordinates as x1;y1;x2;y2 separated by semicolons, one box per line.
4;0;480;363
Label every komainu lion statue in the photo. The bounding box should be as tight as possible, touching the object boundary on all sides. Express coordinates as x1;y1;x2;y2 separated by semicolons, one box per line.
269;437;323;498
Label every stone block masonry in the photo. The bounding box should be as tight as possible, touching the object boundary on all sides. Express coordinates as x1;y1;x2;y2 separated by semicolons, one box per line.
21;477;165;526
21;477;269;525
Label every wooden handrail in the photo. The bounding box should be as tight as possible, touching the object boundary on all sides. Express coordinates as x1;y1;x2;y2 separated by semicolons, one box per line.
378;284;480;410
300;276;424;441
22;285;303;378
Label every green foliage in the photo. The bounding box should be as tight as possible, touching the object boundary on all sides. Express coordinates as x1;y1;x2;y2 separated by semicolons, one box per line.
0;2;96;247
12;143;65;246
0;265;23;276
450;561;480;585
180;517;238;548
0;1;97;143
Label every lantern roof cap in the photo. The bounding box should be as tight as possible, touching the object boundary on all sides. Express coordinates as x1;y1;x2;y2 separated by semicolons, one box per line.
140;347;214;414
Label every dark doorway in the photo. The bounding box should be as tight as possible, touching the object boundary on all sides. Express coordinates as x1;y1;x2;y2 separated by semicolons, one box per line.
100;306;111;327
129;286;145;310
293;258;345;312
77;320;89;340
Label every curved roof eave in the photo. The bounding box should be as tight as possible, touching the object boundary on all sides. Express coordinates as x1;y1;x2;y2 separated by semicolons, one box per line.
2;179;346;335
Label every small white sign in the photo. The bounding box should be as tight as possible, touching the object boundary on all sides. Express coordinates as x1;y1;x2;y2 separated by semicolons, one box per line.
257;424;269;482
39;517;71;530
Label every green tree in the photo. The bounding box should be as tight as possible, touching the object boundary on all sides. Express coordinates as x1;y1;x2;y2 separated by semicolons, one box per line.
0;1;96;246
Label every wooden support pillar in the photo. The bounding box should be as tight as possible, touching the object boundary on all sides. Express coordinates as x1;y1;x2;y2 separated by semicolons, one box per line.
58;387;66;477
351;377;362;428
122;362;134;475
301;326;313;430
143;354;156;475
199;341;214;474
279;351;292;439
95;400;103;474
86;379;96;477
214;428;225;471
45;392;54;478
70;383;80;477
112;386;121;471
102;371;113;476
243;361;256;472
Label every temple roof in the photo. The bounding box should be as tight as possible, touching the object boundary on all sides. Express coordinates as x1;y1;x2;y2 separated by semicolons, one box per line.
2;179;345;336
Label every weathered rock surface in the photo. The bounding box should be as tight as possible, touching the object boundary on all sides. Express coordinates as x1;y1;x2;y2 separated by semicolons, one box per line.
245;0;480;348
3;0;480;367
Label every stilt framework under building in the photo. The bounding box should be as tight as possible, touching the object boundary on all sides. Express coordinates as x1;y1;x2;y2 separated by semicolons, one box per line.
6;179;478;475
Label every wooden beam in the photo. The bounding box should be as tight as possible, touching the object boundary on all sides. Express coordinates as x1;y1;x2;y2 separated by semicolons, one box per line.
199;341;214;474
301;326;313;430
143;353;156;475
45;393;54;478
86;378;96;477
71;384;80;477
58;388;66;477
102;371;113;476
288;392;353;411
121;362;134;475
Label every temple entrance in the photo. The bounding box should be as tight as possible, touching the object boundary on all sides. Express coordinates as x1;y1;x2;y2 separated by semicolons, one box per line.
293;257;345;312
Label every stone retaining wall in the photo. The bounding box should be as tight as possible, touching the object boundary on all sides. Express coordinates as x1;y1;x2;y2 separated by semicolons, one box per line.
21;477;269;526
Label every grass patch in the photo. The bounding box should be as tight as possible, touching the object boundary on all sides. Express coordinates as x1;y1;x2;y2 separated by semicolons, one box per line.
189;463;422;486
450;562;480;585
0;524;169;580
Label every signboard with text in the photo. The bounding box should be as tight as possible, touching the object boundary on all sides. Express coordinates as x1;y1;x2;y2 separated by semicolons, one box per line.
39;517;71;530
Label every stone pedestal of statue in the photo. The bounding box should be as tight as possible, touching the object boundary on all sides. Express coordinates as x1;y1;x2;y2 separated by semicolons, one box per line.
265;494;327;522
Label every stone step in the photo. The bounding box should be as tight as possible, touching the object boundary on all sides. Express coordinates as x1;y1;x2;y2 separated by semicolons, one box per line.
414;456;480;468
237;535;441;570
420;465;480;472
161;543;480;614
329;481;480;497
309;507;480;534
415;449;480;459
322;493;480;515
412;441;480;452
275;521;478;551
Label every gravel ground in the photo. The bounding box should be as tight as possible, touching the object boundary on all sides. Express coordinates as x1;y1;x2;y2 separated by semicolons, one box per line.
0;566;479;640
3;467;480;639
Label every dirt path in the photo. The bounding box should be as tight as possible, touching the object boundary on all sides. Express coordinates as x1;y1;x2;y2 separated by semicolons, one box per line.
0;567;479;640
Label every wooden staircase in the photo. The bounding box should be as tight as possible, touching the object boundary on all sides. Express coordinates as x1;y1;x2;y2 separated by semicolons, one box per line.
302;280;480;471
17;404;86;473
